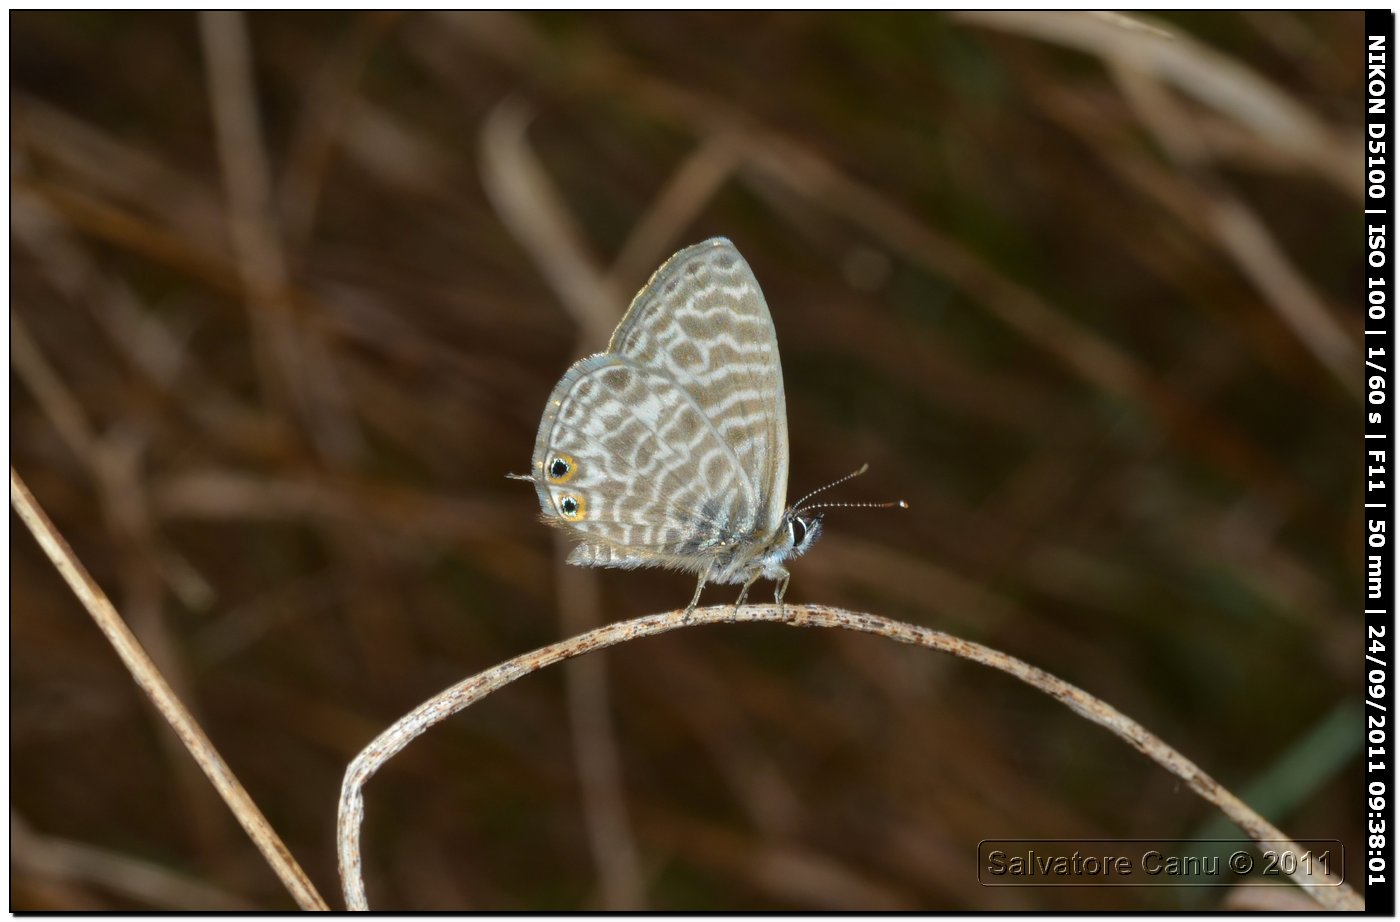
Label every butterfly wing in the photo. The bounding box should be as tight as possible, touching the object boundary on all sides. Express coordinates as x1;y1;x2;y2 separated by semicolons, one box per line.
530;352;760;572
529;238;790;572
606;238;789;537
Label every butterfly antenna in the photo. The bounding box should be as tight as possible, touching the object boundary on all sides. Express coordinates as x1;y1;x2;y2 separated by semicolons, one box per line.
791;464;908;515
799;499;909;513
790;463;870;512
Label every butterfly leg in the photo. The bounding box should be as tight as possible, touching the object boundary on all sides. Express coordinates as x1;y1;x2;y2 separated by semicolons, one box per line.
774;568;791;620
734;573;761;610
683;571;708;623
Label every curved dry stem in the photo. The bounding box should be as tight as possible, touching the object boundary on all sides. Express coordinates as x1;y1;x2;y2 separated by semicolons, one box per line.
10;467;328;912
337;603;1360;911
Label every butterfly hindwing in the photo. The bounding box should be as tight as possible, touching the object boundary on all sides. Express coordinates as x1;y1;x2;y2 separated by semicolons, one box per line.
532;353;758;567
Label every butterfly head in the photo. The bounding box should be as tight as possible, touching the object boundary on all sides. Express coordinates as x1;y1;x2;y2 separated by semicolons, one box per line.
743;509;822;584
785;512;822;558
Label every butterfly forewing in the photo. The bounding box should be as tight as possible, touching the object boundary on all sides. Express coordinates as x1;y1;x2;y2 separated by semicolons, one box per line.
607;239;789;535
529;237;792;583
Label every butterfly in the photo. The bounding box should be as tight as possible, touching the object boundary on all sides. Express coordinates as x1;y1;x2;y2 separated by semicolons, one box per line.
516;237;896;612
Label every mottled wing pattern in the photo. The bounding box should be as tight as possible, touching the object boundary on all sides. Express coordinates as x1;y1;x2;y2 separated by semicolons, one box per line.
530;237;790;572
531;353;756;569
608;238;789;536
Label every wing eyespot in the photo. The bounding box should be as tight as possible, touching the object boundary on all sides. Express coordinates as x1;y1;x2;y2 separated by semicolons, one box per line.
546;453;577;484
558;494;586;520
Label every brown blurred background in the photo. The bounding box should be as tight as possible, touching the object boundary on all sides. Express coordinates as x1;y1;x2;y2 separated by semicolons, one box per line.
11;11;1366;910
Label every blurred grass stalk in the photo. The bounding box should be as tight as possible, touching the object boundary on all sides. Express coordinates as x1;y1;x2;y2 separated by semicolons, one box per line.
10;467;328;911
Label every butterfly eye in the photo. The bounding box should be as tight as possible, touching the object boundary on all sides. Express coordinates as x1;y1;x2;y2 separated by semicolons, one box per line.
546;454;576;484
558;494;586;520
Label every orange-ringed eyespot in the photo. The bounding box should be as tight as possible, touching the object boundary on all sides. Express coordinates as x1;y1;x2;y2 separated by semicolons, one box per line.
546;453;577;484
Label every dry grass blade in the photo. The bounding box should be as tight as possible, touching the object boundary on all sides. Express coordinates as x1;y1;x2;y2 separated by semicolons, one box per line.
554;555;645;909
480;49;1317;513
199;10;301;417
608;131;744;291
200;12;364;464
12;811;257;911
10;467;329;912
337;603;1361;912
953;11;1357;195
1110;63;1359;396
480;98;622;350
10;312;99;461
480;96;646;908
280;12;402;253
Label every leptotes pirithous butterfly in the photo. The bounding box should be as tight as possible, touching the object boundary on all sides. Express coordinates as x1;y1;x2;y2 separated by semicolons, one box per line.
519;238;819;611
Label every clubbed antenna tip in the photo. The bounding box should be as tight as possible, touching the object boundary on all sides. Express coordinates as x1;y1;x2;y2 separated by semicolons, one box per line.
792;464;908;515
